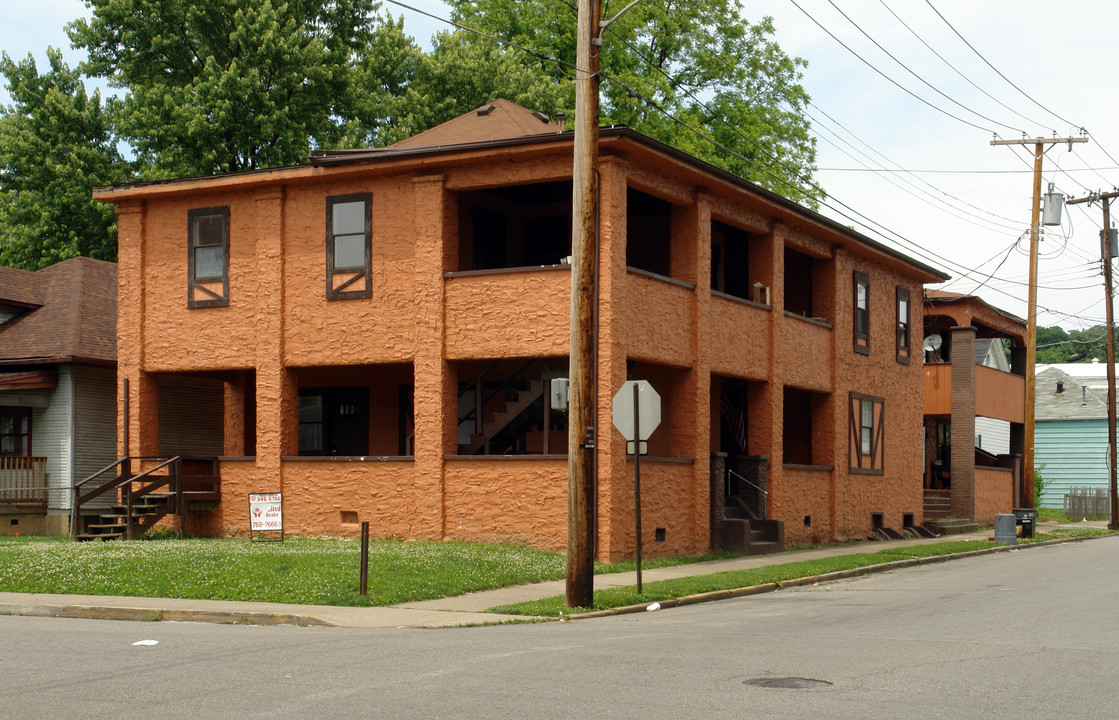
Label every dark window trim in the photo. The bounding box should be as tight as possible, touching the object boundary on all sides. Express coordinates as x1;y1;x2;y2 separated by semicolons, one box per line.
896;286;911;364
853;270;870;355
0;406;31;456
187;206;230;308
849;391;884;475
326;192;372;300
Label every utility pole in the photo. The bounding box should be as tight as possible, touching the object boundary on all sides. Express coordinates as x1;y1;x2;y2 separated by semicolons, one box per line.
567;0;602;609
990;135;1087;506
1066;190;1119;530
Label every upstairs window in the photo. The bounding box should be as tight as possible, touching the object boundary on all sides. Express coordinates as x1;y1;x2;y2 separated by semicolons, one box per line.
849;392;884;474
896;287;911;364
326;193;372;300
187;207;229;308
853;271;869;354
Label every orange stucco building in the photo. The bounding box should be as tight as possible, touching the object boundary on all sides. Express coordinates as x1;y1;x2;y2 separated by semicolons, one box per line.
95;100;948;560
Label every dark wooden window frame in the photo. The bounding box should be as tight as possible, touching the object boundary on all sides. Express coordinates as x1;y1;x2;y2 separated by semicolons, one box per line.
896;286;911;364
853;270;870;355
297;386;370;456
187;206;230;308
0;406;31;456
849;391;884;475
326;193;372;300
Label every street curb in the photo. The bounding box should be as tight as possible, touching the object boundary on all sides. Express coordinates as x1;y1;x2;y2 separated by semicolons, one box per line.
0;602;334;627
567;533;1100;621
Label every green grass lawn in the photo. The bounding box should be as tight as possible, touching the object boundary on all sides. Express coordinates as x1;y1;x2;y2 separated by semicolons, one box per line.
490;528;1115;617
0;535;733;607
0;526;1108;611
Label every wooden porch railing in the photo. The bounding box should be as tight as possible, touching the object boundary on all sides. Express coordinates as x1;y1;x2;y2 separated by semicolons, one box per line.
0;456;47;506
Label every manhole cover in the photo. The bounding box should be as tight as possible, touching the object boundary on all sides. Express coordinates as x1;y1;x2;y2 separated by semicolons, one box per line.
744;677;833;689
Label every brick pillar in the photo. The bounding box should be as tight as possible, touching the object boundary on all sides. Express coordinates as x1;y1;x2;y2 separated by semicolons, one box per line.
411;174;451;540
950;325;976;519
252;189;293;492
687;195;710;554
115;201;159;458
596;157;628;560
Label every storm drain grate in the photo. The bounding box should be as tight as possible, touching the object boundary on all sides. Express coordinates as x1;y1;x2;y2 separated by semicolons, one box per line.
744;677;833;689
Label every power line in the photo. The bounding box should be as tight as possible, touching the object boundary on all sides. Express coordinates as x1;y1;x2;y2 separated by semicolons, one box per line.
878;0;1055;132
924;0;1080;130
825;0;1025;134
788;0;996;134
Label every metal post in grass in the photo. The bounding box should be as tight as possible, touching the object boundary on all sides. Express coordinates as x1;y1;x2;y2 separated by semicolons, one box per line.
359;521;369;596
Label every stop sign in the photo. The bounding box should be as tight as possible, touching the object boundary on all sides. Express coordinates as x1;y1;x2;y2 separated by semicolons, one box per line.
612;380;661;442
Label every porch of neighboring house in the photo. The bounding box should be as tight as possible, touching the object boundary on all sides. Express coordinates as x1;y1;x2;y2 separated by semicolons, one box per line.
922;291;1027;531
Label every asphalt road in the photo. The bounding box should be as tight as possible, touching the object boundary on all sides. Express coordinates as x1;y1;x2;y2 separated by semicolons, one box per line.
5;536;1117;719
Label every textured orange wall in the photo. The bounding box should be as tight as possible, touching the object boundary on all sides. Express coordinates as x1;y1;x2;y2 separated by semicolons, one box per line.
444;270;571;359
443;458;567;549
975;467;1015;525
108;136;938;558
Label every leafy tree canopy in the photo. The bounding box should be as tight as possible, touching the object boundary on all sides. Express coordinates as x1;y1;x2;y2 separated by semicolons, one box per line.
335;19;571;148
67;0;379;177
446;0;820;205
0;48;128;269
1036;325;1112;365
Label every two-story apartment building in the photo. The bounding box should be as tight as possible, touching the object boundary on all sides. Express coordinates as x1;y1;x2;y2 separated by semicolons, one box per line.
94;100;947;560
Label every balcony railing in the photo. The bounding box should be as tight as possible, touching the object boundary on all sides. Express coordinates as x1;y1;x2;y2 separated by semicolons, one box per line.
0;456;47;507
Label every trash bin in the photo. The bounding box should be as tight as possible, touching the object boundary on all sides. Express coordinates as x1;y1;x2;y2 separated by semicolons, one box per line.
1013;508;1037;539
994;514;1018;545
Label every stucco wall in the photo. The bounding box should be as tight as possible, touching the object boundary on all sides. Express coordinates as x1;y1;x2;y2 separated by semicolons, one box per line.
975;466;1015;525
109;134;939;558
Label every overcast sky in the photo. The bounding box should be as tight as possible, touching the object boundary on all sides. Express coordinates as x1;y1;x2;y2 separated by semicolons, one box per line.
3;0;1117;334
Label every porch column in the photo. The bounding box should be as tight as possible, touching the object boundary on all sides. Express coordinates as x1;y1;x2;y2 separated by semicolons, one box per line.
596;157;628;560
950;325;977;519
412;174;451;540
686;194;711;553
116;201;158;458
252;189;294;491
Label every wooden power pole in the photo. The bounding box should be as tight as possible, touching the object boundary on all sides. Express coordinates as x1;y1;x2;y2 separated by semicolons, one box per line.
1066;190;1119;530
990;136;1087;506
567;0;601;609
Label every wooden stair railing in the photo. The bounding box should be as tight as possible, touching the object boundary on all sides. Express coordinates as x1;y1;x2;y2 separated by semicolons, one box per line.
70;456;188;541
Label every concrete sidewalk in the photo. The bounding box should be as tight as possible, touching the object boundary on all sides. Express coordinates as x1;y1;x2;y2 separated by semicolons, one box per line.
0;522;1106;629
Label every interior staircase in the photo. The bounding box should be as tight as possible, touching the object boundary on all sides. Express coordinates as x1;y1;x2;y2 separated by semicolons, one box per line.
462;378;549;455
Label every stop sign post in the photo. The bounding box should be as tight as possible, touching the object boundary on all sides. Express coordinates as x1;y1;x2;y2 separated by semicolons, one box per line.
612;380;660;593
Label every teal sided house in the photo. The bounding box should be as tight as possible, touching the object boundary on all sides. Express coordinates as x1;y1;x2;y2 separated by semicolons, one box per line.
0;258;117;534
1034;363;1115;513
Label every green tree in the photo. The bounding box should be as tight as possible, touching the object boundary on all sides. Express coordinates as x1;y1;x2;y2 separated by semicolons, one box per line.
447;0;819;205
67;0;379;177
1036;324;1113;364
334;20;572;149
0;48;129;269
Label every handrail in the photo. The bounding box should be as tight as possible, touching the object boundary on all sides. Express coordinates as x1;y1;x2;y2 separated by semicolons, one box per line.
728;468;767;519
69;456;182;540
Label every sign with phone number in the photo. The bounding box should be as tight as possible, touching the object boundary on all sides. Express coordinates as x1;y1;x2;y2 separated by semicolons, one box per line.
248;492;283;531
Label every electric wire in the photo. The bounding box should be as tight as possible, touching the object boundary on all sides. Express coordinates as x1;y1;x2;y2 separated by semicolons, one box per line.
788;0;995;134
877;0;1054;132
924;0;1080;130
825;0;1025;134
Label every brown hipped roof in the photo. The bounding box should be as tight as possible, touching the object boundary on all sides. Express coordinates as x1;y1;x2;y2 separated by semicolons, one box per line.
389;99;562;149
0;257;117;366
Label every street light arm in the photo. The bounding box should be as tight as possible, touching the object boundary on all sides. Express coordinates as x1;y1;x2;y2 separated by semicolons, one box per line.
594;0;642;45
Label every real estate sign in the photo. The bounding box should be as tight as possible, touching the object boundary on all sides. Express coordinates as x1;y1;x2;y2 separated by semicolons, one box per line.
248;492;283;534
